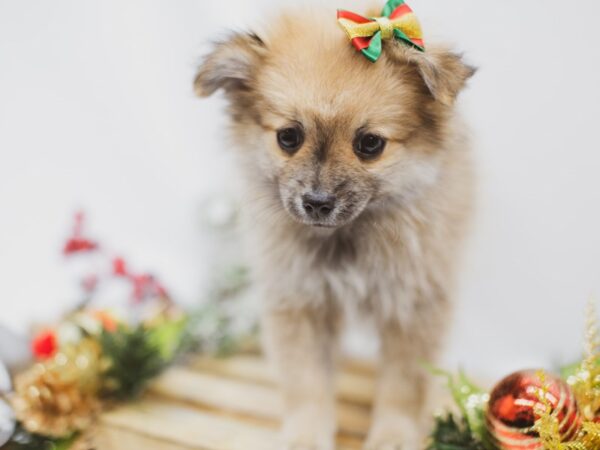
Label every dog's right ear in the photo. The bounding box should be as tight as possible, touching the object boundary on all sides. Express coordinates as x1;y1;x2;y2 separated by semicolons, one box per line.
194;32;267;97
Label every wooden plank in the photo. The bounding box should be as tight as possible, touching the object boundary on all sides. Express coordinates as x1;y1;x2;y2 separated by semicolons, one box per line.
148;367;371;436
100;398;280;450
151;367;279;421
190;356;272;385
190;356;375;406
96;424;196;450
99;397;362;450
336;371;374;407
97;356;377;449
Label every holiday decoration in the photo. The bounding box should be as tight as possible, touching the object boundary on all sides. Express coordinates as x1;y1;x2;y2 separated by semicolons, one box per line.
337;0;424;62
0;211;256;449
100;318;188;400
486;370;580;449
428;303;600;450
0;359;11;396
0;396;15;447
534;371;600;450
428;414;486;450
112;256;170;304
2;424;78;450
563;304;600;423
31;330;58;360
63;211;98;255
10;339;102;438
0;359;15;447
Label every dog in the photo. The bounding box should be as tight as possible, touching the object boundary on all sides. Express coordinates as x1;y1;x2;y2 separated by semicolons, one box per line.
194;5;475;449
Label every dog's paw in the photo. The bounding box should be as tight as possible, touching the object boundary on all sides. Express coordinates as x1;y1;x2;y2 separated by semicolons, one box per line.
364;413;422;450
280;405;335;450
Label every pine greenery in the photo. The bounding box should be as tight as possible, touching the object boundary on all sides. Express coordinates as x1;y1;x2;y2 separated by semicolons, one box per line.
99;325;173;400
427;414;487;450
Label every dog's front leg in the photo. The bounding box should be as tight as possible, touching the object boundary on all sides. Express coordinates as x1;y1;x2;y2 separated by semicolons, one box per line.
365;318;442;450
263;305;339;450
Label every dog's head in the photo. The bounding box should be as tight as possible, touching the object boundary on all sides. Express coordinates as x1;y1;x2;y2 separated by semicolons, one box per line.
194;11;474;228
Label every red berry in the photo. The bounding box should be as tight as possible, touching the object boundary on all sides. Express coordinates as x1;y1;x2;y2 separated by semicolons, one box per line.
32;330;58;359
63;238;98;254
113;257;128;276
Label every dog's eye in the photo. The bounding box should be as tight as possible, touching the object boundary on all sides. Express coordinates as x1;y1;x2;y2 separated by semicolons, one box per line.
277;127;304;154
354;133;386;160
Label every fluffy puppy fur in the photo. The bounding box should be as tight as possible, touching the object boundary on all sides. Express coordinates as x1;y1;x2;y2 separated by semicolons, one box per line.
194;8;475;450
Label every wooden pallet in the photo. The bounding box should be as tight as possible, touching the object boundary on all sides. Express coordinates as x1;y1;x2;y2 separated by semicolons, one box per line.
95;355;378;450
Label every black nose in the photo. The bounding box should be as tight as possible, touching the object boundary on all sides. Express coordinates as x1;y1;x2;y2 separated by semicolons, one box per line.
302;192;336;220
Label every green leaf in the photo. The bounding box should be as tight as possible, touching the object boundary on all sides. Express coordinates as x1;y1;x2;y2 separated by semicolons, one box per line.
148;318;188;359
4;425;77;450
426;366;489;442
426;414;486;450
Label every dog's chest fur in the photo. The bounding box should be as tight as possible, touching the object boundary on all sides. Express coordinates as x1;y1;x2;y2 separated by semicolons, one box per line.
244;194;455;326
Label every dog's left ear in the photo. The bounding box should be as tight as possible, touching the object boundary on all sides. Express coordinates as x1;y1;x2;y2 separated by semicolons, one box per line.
397;46;476;106
194;32;267;97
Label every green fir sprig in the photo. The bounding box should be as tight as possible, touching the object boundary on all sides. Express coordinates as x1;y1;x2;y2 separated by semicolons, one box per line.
427;414;486;450
99;319;188;400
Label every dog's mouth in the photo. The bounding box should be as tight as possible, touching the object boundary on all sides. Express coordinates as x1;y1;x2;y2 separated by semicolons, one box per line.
281;193;370;229
287;209;342;228
305;220;338;229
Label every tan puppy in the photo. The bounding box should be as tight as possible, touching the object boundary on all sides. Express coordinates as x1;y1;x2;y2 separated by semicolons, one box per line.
194;7;475;450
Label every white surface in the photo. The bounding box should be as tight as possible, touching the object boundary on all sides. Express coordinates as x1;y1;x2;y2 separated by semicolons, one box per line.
0;0;599;378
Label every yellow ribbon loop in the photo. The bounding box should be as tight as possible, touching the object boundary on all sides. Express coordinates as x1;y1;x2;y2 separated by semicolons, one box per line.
337;14;423;42
375;16;394;40
337;18;379;39
393;14;423;41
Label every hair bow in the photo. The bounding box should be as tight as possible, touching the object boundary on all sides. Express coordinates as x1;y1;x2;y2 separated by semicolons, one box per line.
337;0;424;63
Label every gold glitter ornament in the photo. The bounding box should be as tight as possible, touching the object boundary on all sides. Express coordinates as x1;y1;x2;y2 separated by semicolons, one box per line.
10;339;103;438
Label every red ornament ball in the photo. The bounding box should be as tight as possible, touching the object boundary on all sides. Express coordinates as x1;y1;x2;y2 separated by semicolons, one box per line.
486;370;580;450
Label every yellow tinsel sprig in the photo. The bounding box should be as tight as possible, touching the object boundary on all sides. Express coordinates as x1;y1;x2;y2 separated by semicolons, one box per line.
534;302;600;450
534;370;587;450
566;302;600;422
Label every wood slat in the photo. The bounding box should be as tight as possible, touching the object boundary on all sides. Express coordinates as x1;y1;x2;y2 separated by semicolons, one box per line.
100;398;280;450
99;397;362;450
190;356;271;385
98;355;378;449
149;367;371;436
190;355;375;406
97;424;197;450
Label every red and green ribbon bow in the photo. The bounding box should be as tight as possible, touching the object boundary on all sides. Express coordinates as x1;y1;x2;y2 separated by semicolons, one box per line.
337;0;425;63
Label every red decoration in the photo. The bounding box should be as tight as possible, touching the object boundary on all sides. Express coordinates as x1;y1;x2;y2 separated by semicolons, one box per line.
63;212;98;255
113;257;170;303
112;257;127;276
63;238;98;254
486;370;580;449
63;212;171;304
32;330;58;360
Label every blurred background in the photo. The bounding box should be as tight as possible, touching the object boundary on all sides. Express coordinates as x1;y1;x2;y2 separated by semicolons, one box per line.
0;0;599;379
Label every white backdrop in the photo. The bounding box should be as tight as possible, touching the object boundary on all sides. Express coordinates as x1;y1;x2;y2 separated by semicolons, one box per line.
1;0;599;378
